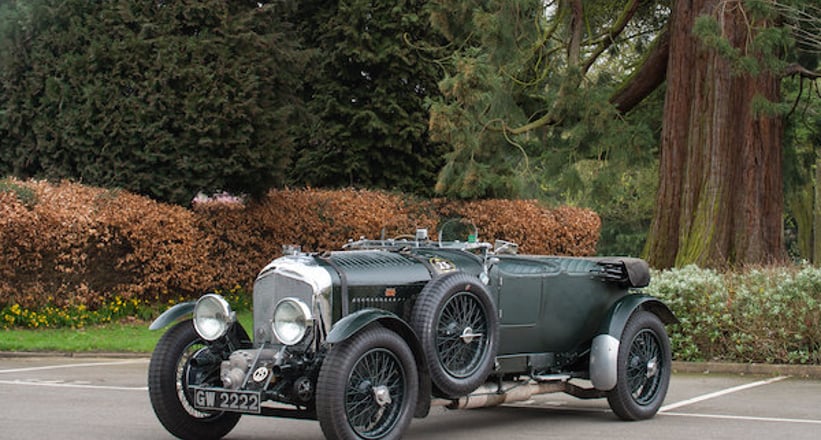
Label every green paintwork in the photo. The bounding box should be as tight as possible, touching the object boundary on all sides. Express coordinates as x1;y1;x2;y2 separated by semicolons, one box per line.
317;249;671;361
491;255;628;355
148;301;195;330
326;308;409;343
220;243;673;379
597;294;678;338
322;249;485;323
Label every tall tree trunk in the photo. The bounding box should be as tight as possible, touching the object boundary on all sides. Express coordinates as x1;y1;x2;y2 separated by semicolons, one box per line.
645;0;786;268
815;153;821;263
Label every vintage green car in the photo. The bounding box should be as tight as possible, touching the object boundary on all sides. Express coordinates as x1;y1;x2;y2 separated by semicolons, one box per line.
148;227;676;440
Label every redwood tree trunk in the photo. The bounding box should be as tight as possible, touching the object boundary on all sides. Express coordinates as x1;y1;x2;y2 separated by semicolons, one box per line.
645;0;785;268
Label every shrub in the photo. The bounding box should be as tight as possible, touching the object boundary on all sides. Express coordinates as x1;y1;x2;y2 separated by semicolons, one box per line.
0;179;215;309
647;265;821;364
435;200;600;255
193;188;442;289
1;181;599;316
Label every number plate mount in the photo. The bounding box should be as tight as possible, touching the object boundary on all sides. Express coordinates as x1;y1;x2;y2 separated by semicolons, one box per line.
191;387;262;414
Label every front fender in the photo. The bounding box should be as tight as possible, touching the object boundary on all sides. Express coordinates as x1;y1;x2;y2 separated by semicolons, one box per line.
325;308;430;418
589;294;677;391
326;308;411;343
148;301;196;331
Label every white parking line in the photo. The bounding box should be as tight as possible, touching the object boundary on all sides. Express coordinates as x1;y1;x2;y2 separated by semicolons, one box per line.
0;359;149;374
659;375;789;412
661;411;821;425
0;379;147;391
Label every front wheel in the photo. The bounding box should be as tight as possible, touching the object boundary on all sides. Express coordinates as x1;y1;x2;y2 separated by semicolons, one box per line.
148;320;240;440
606;311;672;420
317;325;419;440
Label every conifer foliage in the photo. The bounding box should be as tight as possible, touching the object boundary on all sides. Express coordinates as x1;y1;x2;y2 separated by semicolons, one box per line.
0;0;307;204
288;0;446;195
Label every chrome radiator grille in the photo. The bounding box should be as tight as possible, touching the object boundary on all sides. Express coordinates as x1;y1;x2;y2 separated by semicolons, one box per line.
252;269;315;345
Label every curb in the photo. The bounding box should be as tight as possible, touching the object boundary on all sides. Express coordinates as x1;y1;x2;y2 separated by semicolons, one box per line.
673;361;821;380
0;351;149;359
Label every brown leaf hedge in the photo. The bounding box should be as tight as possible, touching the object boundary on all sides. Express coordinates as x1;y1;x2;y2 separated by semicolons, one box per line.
0;179;600;308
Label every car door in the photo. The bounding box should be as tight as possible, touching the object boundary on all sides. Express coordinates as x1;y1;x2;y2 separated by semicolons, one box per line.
492;257;559;355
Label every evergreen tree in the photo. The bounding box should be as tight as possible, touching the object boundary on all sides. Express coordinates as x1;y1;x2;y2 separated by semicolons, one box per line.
0;0;307;204
288;0;446;195
428;0;819;266
427;0;666;201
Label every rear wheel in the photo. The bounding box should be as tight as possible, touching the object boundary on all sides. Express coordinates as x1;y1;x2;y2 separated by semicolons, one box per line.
317;325;418;440
606;311;671;420
148;320;240;440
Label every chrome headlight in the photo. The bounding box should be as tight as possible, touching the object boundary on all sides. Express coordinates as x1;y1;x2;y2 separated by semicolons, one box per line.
193;294;234;341
272;298;312;345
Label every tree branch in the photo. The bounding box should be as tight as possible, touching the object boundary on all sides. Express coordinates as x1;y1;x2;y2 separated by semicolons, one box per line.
783;63;821;79
567;0;584;67
609;26;670;114
505;112;560;135
581;0;642;75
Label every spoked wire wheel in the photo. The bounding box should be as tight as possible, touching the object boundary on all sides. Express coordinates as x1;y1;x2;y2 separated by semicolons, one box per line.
317;325;418;440
148;320;240;440
626;329;664;405
436;292;489;378
345;348;407;438
607;311;672;420
411;272;498;398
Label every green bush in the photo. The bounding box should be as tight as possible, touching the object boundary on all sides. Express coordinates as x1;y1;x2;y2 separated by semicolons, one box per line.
647;265;821;364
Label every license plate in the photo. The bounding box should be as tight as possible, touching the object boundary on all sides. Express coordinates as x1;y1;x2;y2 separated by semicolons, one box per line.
192;388;261;414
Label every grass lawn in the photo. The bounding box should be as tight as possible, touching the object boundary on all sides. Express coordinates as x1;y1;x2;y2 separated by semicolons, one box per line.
0;311;253;354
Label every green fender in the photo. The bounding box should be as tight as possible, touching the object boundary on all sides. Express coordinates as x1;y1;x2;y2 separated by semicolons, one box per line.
589;294;677;391
326;308;416;344
599;293;678;338
148;301;196;330
325;308;431;418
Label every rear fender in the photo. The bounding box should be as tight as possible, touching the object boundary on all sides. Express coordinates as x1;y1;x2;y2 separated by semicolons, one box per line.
589;295;677;391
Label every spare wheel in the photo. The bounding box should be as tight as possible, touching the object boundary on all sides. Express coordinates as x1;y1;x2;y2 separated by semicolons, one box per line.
410;272;499;398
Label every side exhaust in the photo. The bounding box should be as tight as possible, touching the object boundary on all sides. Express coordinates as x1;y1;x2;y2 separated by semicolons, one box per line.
431;377;606;410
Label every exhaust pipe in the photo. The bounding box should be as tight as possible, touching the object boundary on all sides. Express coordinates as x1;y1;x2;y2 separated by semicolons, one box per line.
431;378;606;410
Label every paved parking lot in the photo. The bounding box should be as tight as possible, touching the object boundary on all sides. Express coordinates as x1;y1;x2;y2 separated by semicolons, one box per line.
1;355;820;439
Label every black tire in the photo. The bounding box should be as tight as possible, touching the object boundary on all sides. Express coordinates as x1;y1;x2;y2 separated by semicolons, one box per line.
317;325;419;440
410;272;498;398
148;320;240;440
606;311;672;421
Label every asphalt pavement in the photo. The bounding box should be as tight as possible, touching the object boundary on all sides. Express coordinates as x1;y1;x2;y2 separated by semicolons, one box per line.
1;355;820;439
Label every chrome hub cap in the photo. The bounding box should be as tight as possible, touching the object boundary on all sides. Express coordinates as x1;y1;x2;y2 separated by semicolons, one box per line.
372;385;392;407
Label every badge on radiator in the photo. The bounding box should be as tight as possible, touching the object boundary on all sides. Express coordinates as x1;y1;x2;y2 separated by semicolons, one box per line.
252;367;269;383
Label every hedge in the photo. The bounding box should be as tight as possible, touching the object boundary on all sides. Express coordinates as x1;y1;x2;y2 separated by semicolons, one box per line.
646;265;821;364
0;180;215;309
0;179;600;309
